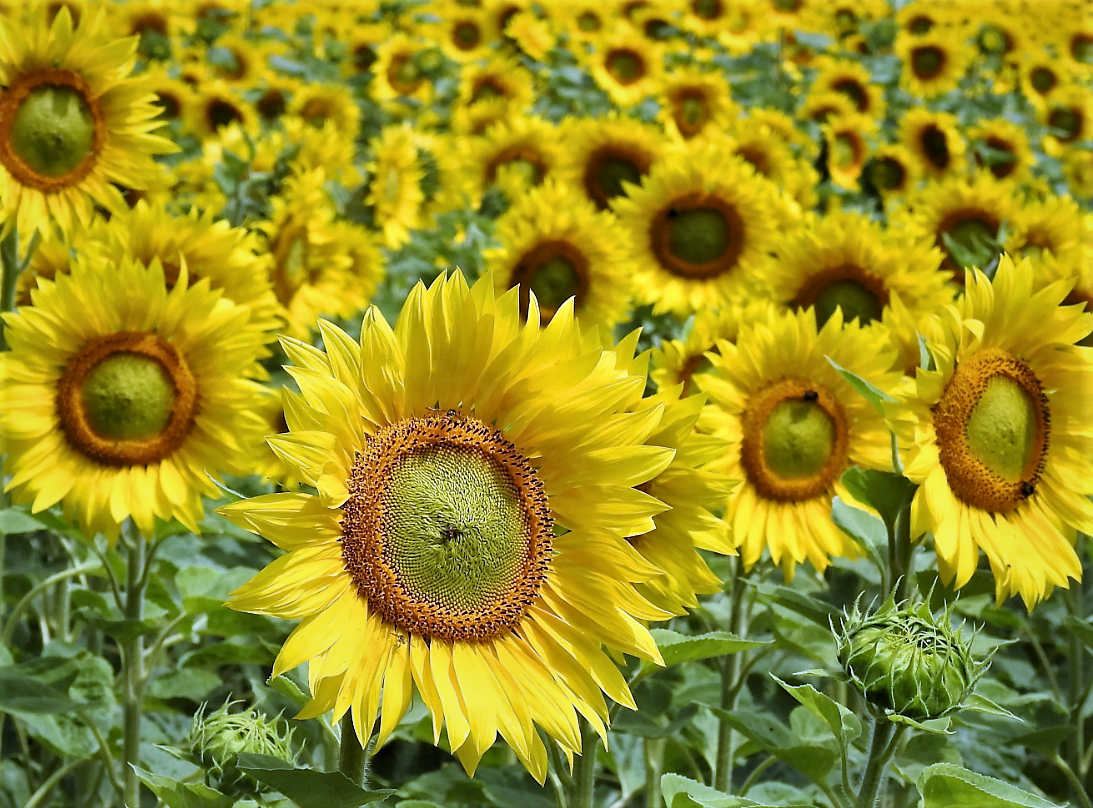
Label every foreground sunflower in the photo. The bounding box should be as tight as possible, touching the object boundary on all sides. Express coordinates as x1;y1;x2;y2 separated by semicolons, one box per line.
698;307;901;577
887;256;1093;607
220;273;675;781
0;253;269;541
613;141;789;316
0;8;175;241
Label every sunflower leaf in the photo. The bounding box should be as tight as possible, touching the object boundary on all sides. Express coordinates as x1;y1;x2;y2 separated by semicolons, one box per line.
917;763;1062;808
649;629;769;668
235;754;394;807
825;356;896;414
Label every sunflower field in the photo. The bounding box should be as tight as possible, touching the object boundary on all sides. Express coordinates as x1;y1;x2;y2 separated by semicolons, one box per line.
0;0;1092;807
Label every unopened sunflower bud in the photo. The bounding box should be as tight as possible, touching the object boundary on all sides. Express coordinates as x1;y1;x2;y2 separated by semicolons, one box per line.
189;701;296;796
834;597;987;721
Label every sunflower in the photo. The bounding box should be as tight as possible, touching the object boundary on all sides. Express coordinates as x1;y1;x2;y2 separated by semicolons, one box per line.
586;30;663;107
612;140;790;316
289;82;362;140
144;65;195;125
1040;83;1093;156
559;0;609;43
609;341;737;615
0;8;175;243
864;144;920;198
968;118;1035;184
719;121;819;213
1059;18;1093;72
811;56;885;118
251;74;302;124
186;79;258;140
463;115;563;206
745;210;951;332
1014;194;1085;281
1063;148;1093;198
650;299;784;396
822;113;873;190
252;385;301;489
256;169;383;339
116;0;176;60
558;115;665;211
1017;53;1070;108
0;251;268;541
698;306;901;577
799;89;857;126
505;10;555;60
219;272;674;781
206;33;265;85
892;172;1022;283
457;53;536;112
95;200;282;342
897;31;971;98
372;33;432;108
340;22;390;78
485;178;634;328
657;67;737;142
886;255;1093;607
366;125;425;250
899;108;965;179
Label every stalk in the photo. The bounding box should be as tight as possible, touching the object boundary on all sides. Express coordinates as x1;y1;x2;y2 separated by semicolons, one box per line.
570;717;599;808
121;527;149;808
1067;585;1086;789
888;501;914;602
854;722;905;808
338;713;369;786
714;558;748;792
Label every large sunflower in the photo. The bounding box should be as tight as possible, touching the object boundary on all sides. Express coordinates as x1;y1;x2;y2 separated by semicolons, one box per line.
612;141;790;315
0;252;268;541
698;306;901;577
219;273;675;780
0;8;175;242
745;210;951;329
886;256;1093;607
463;115;563;206
557;114;666;211
485;178;634;328
896;30;972;98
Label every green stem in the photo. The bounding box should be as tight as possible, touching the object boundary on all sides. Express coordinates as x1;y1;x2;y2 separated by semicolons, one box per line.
24;758;85;808
644;737;664;808
121;528;149;808
1049;753;1093;808
854;722;905;808
1067;585;1086;782
0;564;99;645
337;713;370;786
738;755;775;797
888;500;914;602
570;717;598;808
546;738;571;808
714;559;748;792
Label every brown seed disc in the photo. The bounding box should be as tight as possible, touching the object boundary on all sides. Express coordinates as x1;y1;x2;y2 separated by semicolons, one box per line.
739;377;850;502
582;143;652;210
932;348;1049;514
341;411;553;644
56;331;198;466
508;238;591;322
650;191;746;280
0;69;105;193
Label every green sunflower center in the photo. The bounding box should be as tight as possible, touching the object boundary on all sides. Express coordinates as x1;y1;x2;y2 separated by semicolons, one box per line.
454;21;480;48
1073;35;1093;64
383;444;528;613
694;0;721;19
966;375;1038;483
1030;67;1056;93
528;256;580;312
978;25;1009;54
394;57;420;87
504;156;542;186
921;126;950;168
11;84;96;177
912;46;944;79
909;16;933;34
680;95;707;128
607;50;643;83
667;208;730;265
1048;108;1081;141
764;399;836;480
597;156;642;200
833;134;859;168
870;157;905;190
577;11;601;31
81;352;177;441
946;218;996;268
813;279;884;325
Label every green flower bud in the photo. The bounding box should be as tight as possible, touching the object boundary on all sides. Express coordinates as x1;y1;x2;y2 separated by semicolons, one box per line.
188;701;296;796
835;597;987;721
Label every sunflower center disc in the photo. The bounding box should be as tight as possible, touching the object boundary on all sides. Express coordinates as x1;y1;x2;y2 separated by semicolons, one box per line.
933;348;1049;513
812;279;884;325
597;156;642;200
82;353;177;441
504;157;542;186
833;134;859;168
921;126;949;168
1030;67;1056;93
1048;108;1081;141
343;413;553;643
667;208;730;265
11;84;95;177
577;11;601;31
528;256;580;312
607;50;643;83
764;400;835;479
454;21;480;48
871;157;904;190
965;376;1038;483
740;378;849;501
694;0;721;19
912;46;944;79
946;218;995;267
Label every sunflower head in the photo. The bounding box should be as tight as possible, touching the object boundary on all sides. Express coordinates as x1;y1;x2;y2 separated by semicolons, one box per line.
836;596;987;721
189;702;296;797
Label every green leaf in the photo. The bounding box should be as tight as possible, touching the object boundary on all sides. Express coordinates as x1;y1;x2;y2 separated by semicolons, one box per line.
773;676;862;754
963;693;1020;720
133;767;234;808
917;763;1062;808
831;497;886;547
660;774;759;807
0;509;43;535
235;754;394;807
396;803;445;808
146;669;222;701
887;712;953;734
754;582;839;626
706;708;838;785
826;356;896;414
839;467;917;529
650;630;768;667
0;669;76;713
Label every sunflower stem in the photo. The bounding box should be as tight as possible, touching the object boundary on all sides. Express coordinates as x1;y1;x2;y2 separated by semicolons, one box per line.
1066;584;1086;783
888;497;914;602
570;717;598;808
121;524;149;808
337;713;370;786
854;721;904;808
714;558;748;792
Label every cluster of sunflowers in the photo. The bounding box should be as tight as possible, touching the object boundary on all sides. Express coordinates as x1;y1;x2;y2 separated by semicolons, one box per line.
0;0;1091;806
